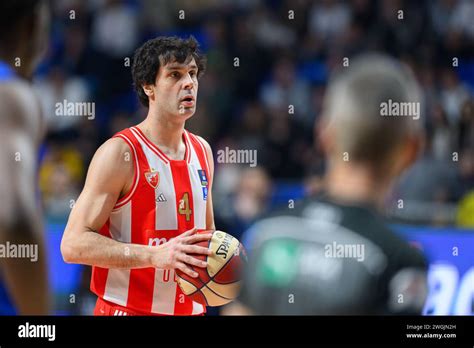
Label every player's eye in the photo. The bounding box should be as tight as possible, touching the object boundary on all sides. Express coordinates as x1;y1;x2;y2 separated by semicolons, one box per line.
189;71;197;78
171;72;180;78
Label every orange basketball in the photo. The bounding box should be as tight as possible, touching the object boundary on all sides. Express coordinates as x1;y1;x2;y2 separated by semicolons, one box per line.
176;230;247;307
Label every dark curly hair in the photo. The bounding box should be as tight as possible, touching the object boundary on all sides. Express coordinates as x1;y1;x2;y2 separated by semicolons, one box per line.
131;36;207;107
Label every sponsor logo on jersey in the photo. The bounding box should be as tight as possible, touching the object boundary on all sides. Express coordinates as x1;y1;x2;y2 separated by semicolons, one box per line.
145;170;159;188
155;193;167;202
197;169;208;186
148;236;175;246
202;186;208;201
146;230;177;247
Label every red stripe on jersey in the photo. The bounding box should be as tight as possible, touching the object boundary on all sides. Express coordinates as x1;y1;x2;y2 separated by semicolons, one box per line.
125;131;156;313
91;219;111;297
170;160;194;314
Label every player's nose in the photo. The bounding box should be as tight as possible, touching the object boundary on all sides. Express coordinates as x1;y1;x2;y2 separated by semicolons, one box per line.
182;73;194;89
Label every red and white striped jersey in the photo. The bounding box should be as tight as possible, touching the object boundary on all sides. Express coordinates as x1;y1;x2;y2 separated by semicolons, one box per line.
90;126;212;315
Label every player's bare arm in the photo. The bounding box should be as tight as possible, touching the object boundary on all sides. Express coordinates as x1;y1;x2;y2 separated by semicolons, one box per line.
0;82;50;314
61;137;212;278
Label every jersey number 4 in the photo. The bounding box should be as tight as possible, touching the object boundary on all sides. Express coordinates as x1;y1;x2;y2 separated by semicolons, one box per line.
178;192;192;221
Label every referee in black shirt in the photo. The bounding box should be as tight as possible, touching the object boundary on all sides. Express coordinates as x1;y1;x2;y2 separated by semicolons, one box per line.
225;54;428;315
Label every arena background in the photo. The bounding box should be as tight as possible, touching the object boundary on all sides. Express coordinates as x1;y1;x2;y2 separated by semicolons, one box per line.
26;0;474;315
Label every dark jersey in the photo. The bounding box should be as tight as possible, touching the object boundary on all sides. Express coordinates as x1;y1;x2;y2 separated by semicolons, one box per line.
239;196;428;315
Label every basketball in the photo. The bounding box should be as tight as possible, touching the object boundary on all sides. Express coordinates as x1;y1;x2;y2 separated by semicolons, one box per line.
176;231;247;307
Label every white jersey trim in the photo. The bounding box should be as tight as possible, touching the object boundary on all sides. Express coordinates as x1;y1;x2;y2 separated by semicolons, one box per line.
112;134;140;211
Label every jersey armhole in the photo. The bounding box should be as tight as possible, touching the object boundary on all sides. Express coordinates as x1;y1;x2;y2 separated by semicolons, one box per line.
112;134;140;210
193;134;212;187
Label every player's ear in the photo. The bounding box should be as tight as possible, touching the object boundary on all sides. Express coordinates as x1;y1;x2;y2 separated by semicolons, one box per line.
402;134;423;169
392;133;424;176
316;115;335;157
142;84;154;98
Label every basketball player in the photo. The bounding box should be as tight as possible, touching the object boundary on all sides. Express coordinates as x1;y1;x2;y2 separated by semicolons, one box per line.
61;36;216;316
225;55;428;315
0;0;50;314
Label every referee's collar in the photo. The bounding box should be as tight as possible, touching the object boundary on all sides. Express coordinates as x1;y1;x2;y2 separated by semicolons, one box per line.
311;191;380;215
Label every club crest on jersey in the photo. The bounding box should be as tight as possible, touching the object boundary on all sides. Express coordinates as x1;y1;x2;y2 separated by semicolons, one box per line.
145;170;159;188
197;169;208;187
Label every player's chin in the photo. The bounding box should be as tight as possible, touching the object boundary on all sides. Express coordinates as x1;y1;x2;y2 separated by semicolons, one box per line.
177;106;196;118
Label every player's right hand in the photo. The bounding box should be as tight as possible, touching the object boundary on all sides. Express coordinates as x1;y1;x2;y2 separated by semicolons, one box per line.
150;227;213;278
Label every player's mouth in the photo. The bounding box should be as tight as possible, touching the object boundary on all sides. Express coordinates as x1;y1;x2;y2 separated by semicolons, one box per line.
179;95;195;107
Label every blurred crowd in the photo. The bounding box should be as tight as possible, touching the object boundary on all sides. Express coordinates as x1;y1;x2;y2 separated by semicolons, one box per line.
36;0;474;235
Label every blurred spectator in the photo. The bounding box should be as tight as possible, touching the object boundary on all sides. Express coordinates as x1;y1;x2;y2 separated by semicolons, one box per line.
450;0;474;39
91;0;139;58
428;104;455;160
39;144;83;223
309;0;351;43
458;148;474;198
430;0;458;37
253;4;296;49
395;147;461;203
440;69;470;126
34;66;90;132
458;99;474;150
260;56;312;124
215;167;272;241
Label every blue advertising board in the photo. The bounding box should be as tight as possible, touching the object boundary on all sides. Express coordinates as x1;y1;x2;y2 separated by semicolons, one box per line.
395;225;474;315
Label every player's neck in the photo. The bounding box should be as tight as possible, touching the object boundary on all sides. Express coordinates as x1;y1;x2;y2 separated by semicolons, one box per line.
325;163;392;209
138;112;185;155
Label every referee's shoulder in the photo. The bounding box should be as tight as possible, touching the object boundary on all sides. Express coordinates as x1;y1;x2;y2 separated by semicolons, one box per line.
242;197;315;249
267;196;314;218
